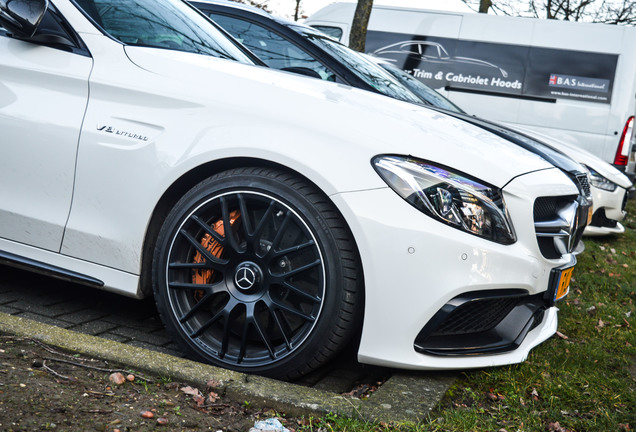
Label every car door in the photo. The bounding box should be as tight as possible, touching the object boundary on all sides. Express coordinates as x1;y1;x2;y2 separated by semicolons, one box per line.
0;6;92;252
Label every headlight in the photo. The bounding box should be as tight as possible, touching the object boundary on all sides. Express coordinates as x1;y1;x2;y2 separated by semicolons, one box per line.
583;165;617;192
373;155;516;244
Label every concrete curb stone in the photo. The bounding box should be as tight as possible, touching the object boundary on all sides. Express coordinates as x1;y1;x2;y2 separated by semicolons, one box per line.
0;311;455;423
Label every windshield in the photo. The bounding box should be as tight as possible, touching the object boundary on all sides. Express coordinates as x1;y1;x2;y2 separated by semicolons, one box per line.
378;61;465;113
73;0;253;61
291;25;422;105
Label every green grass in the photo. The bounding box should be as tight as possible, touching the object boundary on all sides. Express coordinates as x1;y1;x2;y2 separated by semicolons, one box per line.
302;197;636;432
422;198;636;432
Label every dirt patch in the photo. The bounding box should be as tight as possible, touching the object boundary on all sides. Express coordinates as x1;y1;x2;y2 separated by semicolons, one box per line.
0;334;299;431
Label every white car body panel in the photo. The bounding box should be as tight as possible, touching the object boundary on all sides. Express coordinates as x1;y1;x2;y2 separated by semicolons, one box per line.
0;36;91;252
58;37;552;274
0;0;584;372
336;168;576;368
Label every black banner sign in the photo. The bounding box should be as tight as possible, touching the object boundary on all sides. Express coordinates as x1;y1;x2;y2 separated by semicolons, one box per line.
366;31;618;104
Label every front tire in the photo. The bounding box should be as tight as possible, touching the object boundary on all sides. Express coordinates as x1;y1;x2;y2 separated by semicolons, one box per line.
152;167;362;380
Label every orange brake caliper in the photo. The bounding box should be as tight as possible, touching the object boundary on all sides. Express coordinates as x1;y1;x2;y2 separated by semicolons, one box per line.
192;210;241;286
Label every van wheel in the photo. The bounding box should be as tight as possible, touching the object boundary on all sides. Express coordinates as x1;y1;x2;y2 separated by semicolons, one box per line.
152;167;362;379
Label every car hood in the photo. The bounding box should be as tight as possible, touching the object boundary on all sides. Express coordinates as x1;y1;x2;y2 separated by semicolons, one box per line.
431;108;587;175
123;47;555;190
512;126;633;190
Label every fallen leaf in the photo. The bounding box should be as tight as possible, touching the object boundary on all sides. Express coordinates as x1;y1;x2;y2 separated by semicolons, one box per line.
531;388;539;401
208;391;220;403
180;386;201;397
193;394;205;407
206;379;221;389
547;421;565;431
595;319;605;331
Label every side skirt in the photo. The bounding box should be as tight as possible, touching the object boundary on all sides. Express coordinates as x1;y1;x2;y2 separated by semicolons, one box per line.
0;249;104;288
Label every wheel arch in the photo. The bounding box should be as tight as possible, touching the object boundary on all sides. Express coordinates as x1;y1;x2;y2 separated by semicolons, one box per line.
138;157;365;306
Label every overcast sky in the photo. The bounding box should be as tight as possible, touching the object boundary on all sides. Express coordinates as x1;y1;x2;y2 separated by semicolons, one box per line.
265;0;474;20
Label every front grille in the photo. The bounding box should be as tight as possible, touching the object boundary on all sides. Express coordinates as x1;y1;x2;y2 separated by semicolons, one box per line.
430;297;520;336
533;195;581;259
414;291;546;356
590;209;618;228
575;173;591;198
534;196;573;221
529;309;545;331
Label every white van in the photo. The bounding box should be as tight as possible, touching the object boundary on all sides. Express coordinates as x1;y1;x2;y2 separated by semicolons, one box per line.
306;2;636;180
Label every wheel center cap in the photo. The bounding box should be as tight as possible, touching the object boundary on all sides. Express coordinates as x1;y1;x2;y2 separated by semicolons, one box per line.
234;262;262;292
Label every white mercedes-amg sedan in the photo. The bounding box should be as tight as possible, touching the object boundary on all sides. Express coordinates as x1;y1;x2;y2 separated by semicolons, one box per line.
0;0;587;379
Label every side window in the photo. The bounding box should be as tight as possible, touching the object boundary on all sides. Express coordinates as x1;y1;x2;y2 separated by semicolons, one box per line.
73;0;252;61
310;25;343;41
209;13;337;82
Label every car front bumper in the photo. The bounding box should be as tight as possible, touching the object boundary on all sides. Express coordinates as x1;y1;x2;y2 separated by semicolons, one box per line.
584;183;631;236
333;168;577;370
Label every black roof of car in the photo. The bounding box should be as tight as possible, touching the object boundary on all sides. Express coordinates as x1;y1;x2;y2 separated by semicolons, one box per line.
188;0;382;93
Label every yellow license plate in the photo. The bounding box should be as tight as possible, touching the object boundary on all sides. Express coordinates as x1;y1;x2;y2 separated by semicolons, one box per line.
555;267;574;301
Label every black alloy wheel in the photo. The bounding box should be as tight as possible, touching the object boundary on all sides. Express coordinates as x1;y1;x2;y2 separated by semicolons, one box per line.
152;167;362;379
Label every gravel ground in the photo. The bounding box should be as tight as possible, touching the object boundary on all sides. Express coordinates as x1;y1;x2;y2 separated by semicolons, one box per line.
0;333;301;432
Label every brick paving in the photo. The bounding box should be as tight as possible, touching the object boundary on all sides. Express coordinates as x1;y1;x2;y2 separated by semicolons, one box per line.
0;264;389;391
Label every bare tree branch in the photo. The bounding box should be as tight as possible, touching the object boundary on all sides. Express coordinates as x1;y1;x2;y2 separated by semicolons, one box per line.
468;0;635;24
